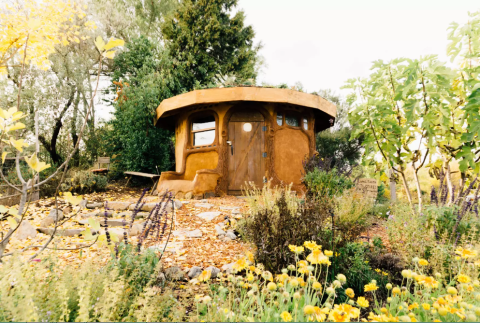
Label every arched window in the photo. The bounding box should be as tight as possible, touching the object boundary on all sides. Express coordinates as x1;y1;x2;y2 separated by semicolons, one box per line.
191;115;215;146
303;117;308;130
285;112;299;127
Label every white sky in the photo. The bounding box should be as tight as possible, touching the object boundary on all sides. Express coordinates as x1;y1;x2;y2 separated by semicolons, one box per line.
237;0;480;95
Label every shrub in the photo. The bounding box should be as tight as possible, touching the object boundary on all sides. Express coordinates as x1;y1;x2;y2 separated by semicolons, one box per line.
302;156;354;198
0;248;184;322
333;189;372;241
59;170;108;194
242;191;332;273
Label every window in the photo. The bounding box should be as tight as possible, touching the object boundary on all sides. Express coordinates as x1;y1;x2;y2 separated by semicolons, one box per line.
303;117;308;130
276;112;283;126
285;113;299;127
192;115;215;146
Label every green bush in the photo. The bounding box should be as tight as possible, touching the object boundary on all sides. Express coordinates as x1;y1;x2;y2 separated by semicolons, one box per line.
60;170;108;194
303;167;354;198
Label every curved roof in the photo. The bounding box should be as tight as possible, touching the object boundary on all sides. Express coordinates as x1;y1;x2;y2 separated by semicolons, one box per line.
155;87;337;130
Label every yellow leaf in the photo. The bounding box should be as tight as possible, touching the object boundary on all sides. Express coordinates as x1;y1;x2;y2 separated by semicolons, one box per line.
11;111;25;122
97;234;107;246
9;138;29;152
62;191;82;206
109;230;119;243
24;153;50;172
81;228;95;241
6;122;26;132
103;50;116;59
0;205;8;213
73;37;80;43
0;107;16;119
95;36;105;51
104;38;124;50
2;151;8;163
7;217;17;228
88;218;101;231
8;208;18;216
27;19;42;31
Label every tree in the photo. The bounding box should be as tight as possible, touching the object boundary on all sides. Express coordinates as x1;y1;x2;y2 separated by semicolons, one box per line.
160;0;260;91
313;90;363;173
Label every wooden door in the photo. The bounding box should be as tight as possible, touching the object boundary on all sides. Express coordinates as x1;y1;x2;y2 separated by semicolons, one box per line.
228;110;265;193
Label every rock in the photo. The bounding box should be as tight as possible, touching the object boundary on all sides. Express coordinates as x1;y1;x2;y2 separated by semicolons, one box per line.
184;192;193;200
40;209;65;227
87;202;103;209
221;262;235;274
220;235;232;242
232;209;241;215
37;227;84;237
49;209;64;220
108;201;132;210
164;266;185;281
204;191;215;198
78;199;88;209
81;211;113;218
173;229;203;238
194;203;213;209
15;220;37;240
148;241;183;254
62;207;71;215
129;202;172;212
215;225;226;236
205;266;220;278
196;211;221;221
175;192;185;199
101;219;126;227
188;266;203;279
136;211;150;218
118;211;133;217
174;200;183;209
129;223;145;236
199;199;208;202
220;206;239;211
226;231;237;240
194;194;204;200
218;222;225;228
156;272;166;286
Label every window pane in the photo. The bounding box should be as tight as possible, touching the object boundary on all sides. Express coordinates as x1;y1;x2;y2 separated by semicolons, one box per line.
194;130;215;146
303;118;308;130
276;113;283;126
192;116;215;131
286;114;299;127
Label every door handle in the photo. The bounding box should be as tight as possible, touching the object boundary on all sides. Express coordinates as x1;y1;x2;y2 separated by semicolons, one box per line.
227;141;233;155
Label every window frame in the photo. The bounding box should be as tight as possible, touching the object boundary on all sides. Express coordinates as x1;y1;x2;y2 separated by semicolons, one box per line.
189;112;217;148
275;108;310;131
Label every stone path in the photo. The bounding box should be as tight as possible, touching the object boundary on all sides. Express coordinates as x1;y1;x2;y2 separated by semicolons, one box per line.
18;191;251;273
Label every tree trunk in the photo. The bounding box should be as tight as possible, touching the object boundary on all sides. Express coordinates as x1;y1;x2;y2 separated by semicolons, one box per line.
413;169;422;213
444;160;454;205
399;171;414;209
71;91;81;167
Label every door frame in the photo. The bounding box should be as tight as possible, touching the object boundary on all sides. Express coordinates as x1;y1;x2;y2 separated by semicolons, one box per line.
218;102;273;195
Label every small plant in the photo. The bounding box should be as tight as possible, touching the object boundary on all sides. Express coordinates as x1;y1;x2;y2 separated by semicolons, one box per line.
59;170;108;194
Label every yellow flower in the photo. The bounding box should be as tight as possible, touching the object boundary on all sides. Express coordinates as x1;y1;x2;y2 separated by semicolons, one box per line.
357;296;369;308
313;307;326;322
232;257;247;272
280;311;292;322
457;274;471;283
324;250;333;257
262;271;273;281
345;288;355;298
408;302;419;310
267;282;277;291
364;282;378;292
418;259;429;266
304;240;321;250
329;304;360;321
307;249;326;264
418;276;439;289
246;251;254;263
304;305;316;315
312;282;322;290
289;245;304;254
247;273;254;282
455;247;477;259
422;303;431;310
197;270;211;282
375;268;381;273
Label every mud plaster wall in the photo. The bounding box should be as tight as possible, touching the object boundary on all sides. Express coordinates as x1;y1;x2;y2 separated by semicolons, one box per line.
184;151;219;180
274;128;310;185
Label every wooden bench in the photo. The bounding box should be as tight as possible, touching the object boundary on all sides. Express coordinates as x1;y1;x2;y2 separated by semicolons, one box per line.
124;171;161;194
91;157;111;174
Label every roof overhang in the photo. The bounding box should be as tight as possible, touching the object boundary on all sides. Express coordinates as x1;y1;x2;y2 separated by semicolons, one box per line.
155;87;337;132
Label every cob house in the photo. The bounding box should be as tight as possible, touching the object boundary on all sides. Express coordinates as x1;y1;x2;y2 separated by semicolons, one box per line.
154;87;336;197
